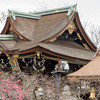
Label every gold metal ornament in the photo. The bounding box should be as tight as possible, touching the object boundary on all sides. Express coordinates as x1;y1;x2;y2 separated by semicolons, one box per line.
89;88;95;99
35;51;42;59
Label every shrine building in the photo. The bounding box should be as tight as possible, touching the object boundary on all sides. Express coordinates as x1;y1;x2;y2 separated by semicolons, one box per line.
0;4;96;74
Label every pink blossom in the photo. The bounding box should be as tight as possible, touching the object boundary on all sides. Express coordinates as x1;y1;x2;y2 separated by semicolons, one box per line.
0;73;30;100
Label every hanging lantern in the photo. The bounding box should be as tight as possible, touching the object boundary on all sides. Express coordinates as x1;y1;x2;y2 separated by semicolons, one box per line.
89;88;95;99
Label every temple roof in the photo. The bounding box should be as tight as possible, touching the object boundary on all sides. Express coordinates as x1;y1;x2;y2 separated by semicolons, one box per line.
0;4;96;63
67;53;100;80
0;40;94;61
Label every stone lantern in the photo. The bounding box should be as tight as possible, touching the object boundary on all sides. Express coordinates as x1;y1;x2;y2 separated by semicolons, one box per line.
36;87;44;100
60;85;77;100
37;87;43;96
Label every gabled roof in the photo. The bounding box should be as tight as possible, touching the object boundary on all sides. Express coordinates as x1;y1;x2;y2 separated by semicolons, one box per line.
0;4;96;63
3;5;77;42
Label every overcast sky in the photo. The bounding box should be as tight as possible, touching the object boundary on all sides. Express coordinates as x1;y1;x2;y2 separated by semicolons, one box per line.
0;0;100;37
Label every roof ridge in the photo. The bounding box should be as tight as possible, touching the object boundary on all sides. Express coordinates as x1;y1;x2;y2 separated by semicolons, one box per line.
8;4;77;20
33;4;77;16
8;10;41;20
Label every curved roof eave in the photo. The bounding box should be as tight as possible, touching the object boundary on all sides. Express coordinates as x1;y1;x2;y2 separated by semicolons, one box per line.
19;46;91;63
74;12;97;51
42;12;96;52
1;17;29;41
42;11;76;42
0;42;18;55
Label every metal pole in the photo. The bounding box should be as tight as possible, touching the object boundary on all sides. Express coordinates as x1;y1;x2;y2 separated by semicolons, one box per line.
55;73;61;100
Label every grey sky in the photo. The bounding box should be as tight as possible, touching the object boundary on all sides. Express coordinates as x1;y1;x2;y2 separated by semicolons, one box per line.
0;0;100;34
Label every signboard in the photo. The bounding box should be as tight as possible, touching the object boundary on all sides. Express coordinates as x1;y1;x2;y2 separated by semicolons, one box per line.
9;57;20;70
